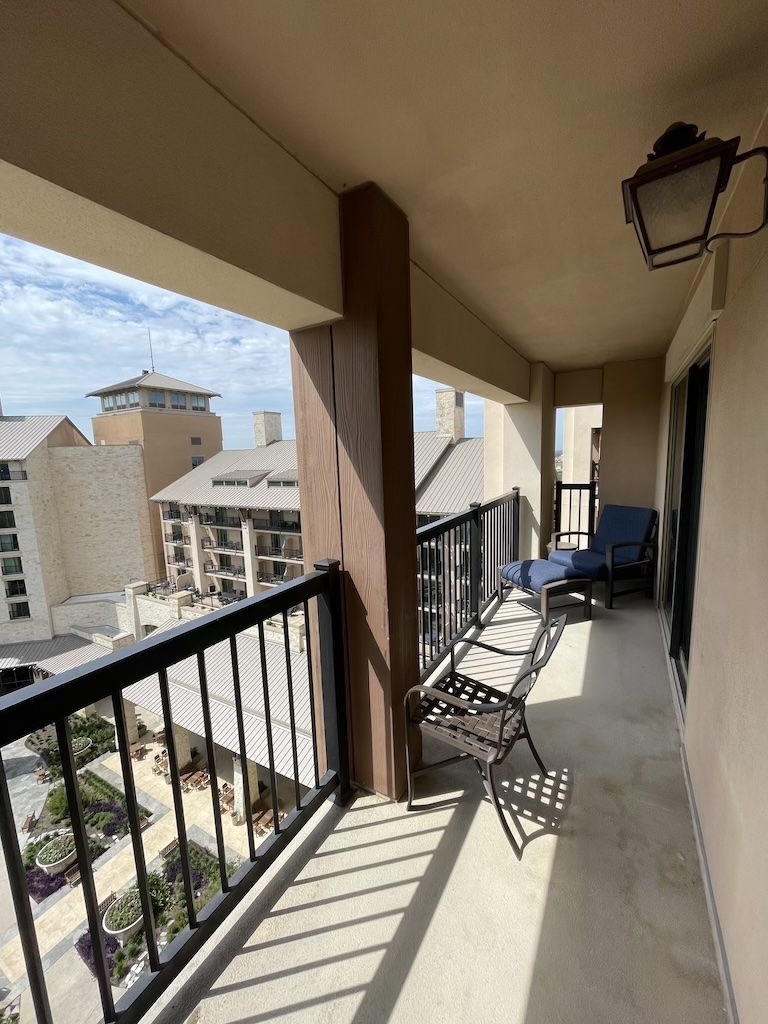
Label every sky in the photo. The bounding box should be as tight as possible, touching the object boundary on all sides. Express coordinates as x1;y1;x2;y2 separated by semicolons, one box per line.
0;234;488;446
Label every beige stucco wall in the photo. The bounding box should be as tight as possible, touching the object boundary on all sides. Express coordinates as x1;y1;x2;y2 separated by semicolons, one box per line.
679;110;768;1024
51;598;124;635
93;407;223;576
483;363;554;557
561;404;602;484
48;446;155;594
599;357;663;509
553;368;603;408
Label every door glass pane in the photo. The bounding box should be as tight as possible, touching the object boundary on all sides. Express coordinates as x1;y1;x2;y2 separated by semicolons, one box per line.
662;378;687;626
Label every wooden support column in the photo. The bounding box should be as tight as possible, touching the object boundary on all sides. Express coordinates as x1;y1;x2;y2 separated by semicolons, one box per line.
290;183;419;799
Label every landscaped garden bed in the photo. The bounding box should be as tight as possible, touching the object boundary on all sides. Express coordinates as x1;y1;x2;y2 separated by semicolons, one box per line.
75;842;237;988
23;832;107;902
26;713;115;777
37;770;151;840
35;833;77;875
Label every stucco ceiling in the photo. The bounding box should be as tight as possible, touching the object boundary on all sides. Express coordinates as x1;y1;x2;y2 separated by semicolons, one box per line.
121;0;768;370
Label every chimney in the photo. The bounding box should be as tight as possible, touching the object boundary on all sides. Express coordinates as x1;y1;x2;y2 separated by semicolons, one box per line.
253;411;282;447
436;389;465;443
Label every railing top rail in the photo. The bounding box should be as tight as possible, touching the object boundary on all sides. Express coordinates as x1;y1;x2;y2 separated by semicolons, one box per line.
0;569;328;747
556;481;595;490
416;488;519;542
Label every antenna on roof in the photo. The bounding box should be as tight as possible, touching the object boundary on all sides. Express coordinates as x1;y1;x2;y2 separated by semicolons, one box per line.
146;327;155;372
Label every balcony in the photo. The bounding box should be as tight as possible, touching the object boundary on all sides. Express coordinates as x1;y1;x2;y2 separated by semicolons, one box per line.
201;538;244;553
162;510;187;523
203;561;246;578
257;571;288;585
255;544;304;561
164;533;191;546
252;518;301;534
200;514;242;529
168;555;193;569
0;469;26;482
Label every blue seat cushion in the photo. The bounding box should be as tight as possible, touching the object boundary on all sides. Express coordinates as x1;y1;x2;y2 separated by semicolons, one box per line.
591;505;657;562
501;558;591;594
548;548;610;580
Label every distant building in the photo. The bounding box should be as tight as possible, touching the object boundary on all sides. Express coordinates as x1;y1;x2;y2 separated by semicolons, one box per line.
153;390;483;604
87;371;223;577
0;415;154;643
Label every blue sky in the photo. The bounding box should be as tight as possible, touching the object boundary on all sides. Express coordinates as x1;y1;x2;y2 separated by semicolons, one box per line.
0;234;486;446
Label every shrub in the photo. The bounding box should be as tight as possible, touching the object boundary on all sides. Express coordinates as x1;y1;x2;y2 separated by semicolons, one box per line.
25;868;66;901
75;931;119;978
47;785;70;822
104;890;143;931
36;834;75;866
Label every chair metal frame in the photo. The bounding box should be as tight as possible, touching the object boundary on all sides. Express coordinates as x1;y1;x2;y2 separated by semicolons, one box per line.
404;615;566;858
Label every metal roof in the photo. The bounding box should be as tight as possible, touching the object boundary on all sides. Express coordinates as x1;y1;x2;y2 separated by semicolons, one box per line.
152;444;303;511
86;371;221;398
413;431;452;490
125;630;315;787
0;415;71;461
0;634;109;675
416;436;484;515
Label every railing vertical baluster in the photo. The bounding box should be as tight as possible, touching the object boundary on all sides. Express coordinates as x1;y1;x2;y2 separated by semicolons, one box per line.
228;635;256;861
158;667;197;927
0;755;54;1024
428;538;434;663
470;504;481;621
196;651;229;890
554;480;562;536
314;559;351;804
282;611;303;811
55;717;116;1023
513;489;520;560
257;623;280;833
441;531;447;654
113;695;159;971
302;599;321;789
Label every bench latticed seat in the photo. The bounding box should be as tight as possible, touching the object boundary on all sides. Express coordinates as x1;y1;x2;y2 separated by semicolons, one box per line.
404;615;566;858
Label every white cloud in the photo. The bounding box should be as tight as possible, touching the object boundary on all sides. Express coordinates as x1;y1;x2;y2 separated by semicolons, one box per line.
0;233;483;445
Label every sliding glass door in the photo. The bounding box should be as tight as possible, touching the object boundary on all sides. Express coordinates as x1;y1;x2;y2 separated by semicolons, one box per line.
661;353;711;701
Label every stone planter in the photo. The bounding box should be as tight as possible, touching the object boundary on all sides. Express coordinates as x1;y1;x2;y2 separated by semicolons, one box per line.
72;738;92;757
35;834;77;876
103;894;144;947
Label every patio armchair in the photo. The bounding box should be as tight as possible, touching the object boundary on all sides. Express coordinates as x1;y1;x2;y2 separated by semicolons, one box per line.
404;614;566;858
549;504;657;609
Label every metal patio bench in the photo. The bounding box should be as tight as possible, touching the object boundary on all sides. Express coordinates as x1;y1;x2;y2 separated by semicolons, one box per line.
404;614;566;858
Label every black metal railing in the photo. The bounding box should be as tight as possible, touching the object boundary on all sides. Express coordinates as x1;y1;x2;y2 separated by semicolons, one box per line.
202;538;244;552
415;489;519;676
169;557;194;569
0;469;27;481
162;510;184;522
255;545;305;560
252;518;301;534
0;563;348;1024
553;480;598;547
200;514;242;529
204;561;246;578
164;533;190;545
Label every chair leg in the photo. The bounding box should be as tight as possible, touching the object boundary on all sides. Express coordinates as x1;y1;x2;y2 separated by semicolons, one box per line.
521;715;548;776
481;761;522;860
404;705;415;811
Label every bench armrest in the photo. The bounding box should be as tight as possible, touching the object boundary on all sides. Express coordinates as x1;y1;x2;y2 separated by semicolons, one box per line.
404;684;503;717
551;530;593;549
606;539;657;566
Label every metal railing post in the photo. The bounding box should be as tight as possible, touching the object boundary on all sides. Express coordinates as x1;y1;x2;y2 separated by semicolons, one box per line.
469;502;482;620
554;479;563;535
314;559;351;804
588;479;598;535
512;488;520;560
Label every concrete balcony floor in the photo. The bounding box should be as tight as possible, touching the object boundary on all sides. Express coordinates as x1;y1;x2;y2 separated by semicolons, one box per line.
165;594;726;1024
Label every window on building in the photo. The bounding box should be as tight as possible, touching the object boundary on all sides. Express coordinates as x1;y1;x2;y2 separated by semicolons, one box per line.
267;479;298;488
191;394;206;411
1;558;22;575
191;437;202;446
213;479;224;486
0;488;10;505
115;393;127;409
0;535;19;552
191;456;205;468
9;601;30;620
0;511;16;529
128;391;140;408
103;395;115;411
171;392;187;409
5;579;26;597
148;390;166;408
